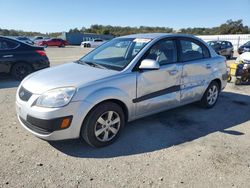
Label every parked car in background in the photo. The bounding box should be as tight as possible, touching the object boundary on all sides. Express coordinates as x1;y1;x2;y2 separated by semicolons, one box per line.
0;36;50;80
16;36;34;45
35;38;68;47
32;36;50;42
81;38;105;48
238;41;250;54
207;40;234;59
16;33;227;147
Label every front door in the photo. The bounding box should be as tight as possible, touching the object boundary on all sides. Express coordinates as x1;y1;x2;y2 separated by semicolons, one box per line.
135;39;183;116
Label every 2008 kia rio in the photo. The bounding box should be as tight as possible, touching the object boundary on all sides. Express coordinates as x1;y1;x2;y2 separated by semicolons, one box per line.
16;33;227;147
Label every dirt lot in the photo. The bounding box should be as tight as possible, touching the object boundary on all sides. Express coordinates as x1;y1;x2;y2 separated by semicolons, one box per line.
0;46;250;188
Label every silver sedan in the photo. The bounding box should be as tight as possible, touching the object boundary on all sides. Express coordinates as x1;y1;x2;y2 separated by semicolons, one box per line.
16;33;227;147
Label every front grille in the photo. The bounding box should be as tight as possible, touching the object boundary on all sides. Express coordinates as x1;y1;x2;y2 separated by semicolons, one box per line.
19;87;32;101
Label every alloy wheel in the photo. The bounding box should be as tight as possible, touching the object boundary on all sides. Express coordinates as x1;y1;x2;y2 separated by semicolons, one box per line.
207;85;218;105
94;111;121;142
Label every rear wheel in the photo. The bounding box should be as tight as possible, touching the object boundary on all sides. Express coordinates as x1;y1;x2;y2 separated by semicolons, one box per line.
200;81;219;108
230;51;234;59
81;102;125;147
11;63;33;80
235;78;242;85
60;43;65;47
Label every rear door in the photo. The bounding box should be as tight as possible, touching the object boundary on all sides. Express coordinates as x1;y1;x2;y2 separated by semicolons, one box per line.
135;38;183;116
178;37;212;104
220;41;228;56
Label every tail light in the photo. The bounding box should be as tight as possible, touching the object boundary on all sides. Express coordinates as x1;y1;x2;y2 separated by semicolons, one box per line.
36;50;46;56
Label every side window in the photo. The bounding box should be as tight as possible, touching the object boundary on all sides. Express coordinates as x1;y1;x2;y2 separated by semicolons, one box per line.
143;40;177;66
221;41;227;48
95;39;103;42
0;39;18;50
180;39;209;61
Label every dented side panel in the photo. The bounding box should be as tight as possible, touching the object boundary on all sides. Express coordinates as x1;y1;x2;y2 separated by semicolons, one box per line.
135;63;182;116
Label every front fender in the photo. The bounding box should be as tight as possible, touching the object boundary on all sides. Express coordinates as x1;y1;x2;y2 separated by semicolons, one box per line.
80;87;135;121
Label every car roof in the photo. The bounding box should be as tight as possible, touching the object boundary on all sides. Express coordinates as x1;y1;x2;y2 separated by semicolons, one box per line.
0;36;20;41
208;40;230;43
118;33;197;39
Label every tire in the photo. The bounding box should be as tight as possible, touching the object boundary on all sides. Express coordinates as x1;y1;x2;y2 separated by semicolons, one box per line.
87;43;91;48
11;63;33;80
60;43;65;48
227;75;232;83
81;102;125;147
230;52;234;59
200;81;220;108
235;78;241;85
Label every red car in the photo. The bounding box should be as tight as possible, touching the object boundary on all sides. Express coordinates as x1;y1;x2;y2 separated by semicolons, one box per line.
36;38;68;47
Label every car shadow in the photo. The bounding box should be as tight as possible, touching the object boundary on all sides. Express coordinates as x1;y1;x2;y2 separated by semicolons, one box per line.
0;74;20;89
50;91;250;158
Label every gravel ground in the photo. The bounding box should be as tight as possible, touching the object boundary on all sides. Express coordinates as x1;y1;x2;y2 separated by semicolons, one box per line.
0;46;250;188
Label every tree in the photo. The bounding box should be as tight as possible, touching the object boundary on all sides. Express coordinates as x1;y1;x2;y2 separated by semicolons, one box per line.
218;19;249;34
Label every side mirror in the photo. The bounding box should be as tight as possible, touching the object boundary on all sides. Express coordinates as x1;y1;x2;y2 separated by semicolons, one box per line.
139;59;160;70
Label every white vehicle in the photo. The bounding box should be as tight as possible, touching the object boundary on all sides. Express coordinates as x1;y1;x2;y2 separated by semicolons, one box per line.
81;39;105;48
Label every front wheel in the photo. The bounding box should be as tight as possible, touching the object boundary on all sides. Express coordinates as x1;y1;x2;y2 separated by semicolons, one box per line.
81;102;125;147
200;81;219;108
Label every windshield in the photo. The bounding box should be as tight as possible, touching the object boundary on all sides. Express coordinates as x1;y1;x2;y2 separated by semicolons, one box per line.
244;41;250;46
79;38;151;71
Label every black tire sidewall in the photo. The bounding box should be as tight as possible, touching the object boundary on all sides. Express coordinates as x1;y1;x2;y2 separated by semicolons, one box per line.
201;81;219;108
11;63;32;80
81;102;125;147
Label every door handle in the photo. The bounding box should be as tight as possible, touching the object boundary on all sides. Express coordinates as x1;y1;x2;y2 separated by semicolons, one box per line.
206;64;211;69
3;55;13;58
169;70;178;75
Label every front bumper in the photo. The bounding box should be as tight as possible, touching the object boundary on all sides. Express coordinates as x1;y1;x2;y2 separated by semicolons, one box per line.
19;115;73;134
16;89;94;141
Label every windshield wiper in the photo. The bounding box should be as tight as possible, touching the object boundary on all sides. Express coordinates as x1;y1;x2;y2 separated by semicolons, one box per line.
75;59;89;65
85;61;108;69
76;60;108;69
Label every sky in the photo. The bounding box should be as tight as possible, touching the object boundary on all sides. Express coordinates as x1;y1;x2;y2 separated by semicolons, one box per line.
0;0;249;33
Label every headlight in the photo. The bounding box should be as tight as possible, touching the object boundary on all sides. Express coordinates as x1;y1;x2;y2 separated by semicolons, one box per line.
36;87;76;108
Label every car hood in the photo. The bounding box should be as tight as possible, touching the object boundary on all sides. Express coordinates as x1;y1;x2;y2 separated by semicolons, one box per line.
22;62;118;94
240;52;250;61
